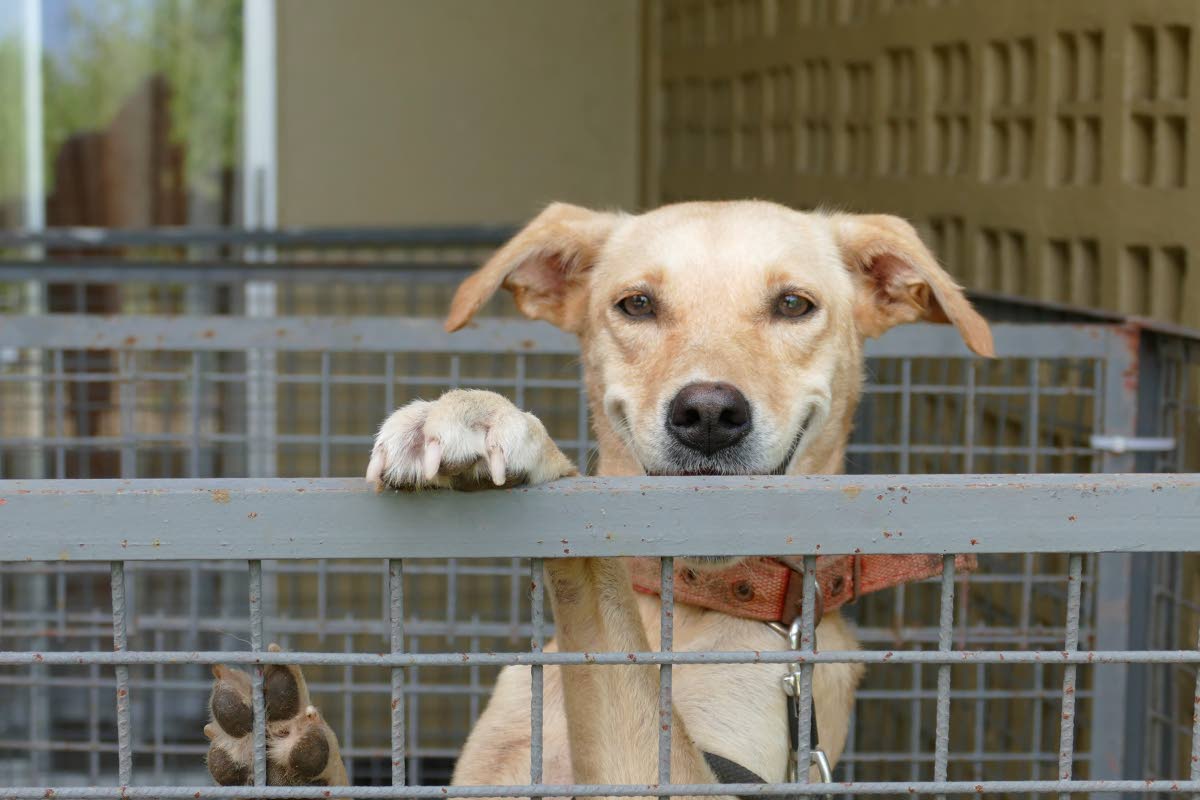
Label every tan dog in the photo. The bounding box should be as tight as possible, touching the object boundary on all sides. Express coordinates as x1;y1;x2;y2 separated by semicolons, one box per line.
204;200;993;791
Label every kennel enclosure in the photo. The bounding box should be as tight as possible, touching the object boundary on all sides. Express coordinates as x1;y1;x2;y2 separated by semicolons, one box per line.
0;227;1197;797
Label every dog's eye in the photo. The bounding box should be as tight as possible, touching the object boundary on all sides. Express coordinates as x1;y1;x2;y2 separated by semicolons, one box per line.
617;293;655;318
775;293;815;319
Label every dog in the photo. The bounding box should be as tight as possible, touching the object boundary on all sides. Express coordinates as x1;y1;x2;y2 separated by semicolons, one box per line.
203;200;993;791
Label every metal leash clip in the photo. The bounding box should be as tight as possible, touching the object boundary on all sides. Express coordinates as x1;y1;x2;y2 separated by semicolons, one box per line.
780;616;834;797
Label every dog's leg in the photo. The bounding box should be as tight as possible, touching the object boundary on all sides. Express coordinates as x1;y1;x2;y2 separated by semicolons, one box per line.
546;558;715;791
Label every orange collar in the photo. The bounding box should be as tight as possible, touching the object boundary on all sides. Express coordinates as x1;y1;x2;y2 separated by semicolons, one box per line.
628;554;976;627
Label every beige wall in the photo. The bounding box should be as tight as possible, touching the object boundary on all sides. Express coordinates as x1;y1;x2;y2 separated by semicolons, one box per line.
646;0;1200;330
276;0;641;226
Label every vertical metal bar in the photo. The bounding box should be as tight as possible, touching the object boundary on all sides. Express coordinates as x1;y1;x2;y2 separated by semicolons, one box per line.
89;631;101;781
795;554;817;782
340;629;354;781
934;555;956;798
1027;359;1040;472
1190;617;1199;799
576;363;590;470
119;350;136;478
973;661;985;781
515;354;527;409
964;359;976;473
53;349;65;478
899;359;912;473
384;353;396;415
508;558;522;639
316;558;328;640
1057;553;1084;798
658;556;675;789
110;561;133;785
389;558;406;786
1093;329;1144;789
1031;661;1045;779
530;557;545;784
153;626;165;780
319;352;331;477
248;560;268;787
190;351;203;477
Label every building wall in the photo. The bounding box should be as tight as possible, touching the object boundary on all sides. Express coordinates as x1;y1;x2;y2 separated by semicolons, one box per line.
276;0;641;227
645;0;1200;329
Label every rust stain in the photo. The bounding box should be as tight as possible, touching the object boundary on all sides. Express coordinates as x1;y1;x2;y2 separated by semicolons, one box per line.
970;538;980;546
1068;515;1077;522
201;329;216;339
123;335;138;347
247;511;258;519
0;498;6;506
521;339;536;349
842;485;862;499
211;489;231;504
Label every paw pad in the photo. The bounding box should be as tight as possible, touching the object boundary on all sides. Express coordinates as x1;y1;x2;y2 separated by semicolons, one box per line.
204;645;346;786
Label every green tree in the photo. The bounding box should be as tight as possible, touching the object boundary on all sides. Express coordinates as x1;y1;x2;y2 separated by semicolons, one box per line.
1;0;242;222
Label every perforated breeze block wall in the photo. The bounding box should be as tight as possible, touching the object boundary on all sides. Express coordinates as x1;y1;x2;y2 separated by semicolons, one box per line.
645;0;1200;329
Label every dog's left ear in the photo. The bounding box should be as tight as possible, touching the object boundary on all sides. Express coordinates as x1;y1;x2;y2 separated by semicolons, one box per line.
833;214;994;357
445;203;620;334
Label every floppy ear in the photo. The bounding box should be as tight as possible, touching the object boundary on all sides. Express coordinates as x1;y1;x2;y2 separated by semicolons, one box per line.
445;203;620;333
832;214;995;357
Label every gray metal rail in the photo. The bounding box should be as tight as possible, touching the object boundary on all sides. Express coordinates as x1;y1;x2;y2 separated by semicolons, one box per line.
2;474;1197;560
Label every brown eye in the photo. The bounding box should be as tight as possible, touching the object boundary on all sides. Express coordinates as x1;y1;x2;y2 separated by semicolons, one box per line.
776;293;815;319
617;293;655;318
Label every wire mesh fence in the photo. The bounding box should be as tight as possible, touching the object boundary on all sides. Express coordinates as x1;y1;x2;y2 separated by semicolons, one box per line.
0;476;1197;799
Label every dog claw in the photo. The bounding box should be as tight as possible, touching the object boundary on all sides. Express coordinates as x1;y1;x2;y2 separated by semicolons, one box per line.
422;438;443;481
487;442;506;486
365;454;385;492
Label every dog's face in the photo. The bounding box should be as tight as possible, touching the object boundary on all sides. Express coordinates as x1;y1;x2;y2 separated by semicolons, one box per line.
447;201;993;477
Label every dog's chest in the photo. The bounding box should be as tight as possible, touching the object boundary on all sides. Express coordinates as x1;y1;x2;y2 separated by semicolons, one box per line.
636;595;792;782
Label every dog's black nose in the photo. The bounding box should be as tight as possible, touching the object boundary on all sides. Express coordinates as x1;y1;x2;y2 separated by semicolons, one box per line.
667;382;752;455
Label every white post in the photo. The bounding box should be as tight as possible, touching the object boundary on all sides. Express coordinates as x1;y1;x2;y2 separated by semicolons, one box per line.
242;0;278;480
20;0;45;478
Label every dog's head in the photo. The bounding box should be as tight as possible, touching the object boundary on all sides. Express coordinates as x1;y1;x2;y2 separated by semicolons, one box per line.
447;201;992;477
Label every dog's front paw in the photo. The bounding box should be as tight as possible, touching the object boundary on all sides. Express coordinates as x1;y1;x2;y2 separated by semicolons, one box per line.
204;645;347;787
366;389;577;491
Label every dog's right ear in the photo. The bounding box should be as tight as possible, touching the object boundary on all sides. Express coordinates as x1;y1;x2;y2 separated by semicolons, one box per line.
445;203;620;334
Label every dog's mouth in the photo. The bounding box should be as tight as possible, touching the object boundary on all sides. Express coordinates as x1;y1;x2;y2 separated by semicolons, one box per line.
648;408;817;477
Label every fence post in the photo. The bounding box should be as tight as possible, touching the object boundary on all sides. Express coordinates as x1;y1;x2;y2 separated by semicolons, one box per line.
1091;325;1149;791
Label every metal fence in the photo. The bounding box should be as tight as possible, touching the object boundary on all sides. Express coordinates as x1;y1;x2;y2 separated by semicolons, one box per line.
1;228;1199;796
0;475;1197;800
